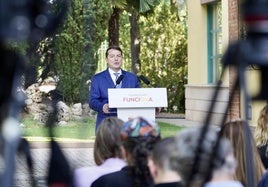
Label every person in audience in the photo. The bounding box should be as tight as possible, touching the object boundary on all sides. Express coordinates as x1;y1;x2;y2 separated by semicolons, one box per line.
222;120;265;187
73;117;126;187
148;136;183;187
92;116;161;187
258;170;268;187
255;104;268;169
170;126;244;187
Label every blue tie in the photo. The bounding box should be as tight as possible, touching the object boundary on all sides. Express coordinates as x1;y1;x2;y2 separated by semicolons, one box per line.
114;73;121;88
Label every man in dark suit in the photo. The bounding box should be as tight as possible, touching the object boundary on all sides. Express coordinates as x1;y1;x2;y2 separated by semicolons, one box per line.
89;46;140;132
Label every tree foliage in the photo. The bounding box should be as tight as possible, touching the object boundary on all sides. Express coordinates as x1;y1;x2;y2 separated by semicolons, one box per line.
140;3;187;112
121;2;187;112
106;0;161;72
33;0;187;113
53;0;111;103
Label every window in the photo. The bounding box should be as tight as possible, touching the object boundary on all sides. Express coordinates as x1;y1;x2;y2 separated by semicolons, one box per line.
201;0;218;4
207;2;222;83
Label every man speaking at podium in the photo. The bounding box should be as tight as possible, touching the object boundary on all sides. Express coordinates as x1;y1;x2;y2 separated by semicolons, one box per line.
89;46;140;132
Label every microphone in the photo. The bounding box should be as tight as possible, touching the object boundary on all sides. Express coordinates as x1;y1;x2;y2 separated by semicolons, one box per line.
114;74;124;88
139;75;150;85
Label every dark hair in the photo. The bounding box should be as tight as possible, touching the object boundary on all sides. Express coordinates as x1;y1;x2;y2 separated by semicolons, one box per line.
170;127;234;185
122;135;161;187
93;117;124;165
105;46;123;57
152;137;175;169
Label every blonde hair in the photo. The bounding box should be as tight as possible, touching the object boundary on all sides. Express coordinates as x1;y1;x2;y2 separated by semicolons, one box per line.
222;120;265;187
255;105;268;146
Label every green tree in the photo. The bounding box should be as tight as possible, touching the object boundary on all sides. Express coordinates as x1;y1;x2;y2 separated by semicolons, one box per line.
79;0;112;103
53;0;110;103
106;0;160;73
105;0;127;46
139;2;187;112
120;2;187;112
126;0;161;74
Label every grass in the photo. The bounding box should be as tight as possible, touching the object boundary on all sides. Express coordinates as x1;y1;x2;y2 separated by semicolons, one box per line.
158;122;183;137
21;115;183;141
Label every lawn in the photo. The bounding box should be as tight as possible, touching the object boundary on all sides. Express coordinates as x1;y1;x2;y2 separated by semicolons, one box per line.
21;115;183;141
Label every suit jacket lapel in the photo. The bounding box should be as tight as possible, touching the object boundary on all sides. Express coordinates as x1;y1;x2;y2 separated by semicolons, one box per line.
121;70;126;88
104;69;115;87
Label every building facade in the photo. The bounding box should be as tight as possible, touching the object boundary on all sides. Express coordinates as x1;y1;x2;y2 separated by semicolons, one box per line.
186;0;265;126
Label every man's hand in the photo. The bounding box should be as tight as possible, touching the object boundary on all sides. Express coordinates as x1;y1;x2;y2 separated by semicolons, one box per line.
155;107;162;115
102;103;110;113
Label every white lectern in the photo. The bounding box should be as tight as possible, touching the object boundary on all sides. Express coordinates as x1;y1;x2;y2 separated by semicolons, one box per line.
108;88;168;122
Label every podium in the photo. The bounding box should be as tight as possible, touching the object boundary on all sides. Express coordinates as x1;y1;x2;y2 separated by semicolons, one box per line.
108;88;168;122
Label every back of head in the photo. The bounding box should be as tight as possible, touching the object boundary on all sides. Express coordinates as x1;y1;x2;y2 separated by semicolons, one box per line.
120;116;161;187
120;117;161;159
94;117;124;165
255;104;268;146
170;127;234;184
222;120;265;186
152;137;176;170
221;120;247;166
120;116;161;161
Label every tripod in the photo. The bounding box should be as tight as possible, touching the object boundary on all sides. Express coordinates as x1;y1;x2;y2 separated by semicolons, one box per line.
186;1;268;187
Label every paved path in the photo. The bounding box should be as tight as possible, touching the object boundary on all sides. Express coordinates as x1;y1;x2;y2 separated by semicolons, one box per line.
14;145;94;187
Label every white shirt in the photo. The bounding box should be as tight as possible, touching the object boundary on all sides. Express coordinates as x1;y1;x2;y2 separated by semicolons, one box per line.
108;68;122;85
74;158;126;187
204;181;244;187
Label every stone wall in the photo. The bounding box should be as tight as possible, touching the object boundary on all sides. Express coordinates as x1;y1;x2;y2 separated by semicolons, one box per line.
24;83;94;125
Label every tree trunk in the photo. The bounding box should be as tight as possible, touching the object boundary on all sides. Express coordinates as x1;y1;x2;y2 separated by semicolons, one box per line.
129;10;140;74
108;7;120;46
